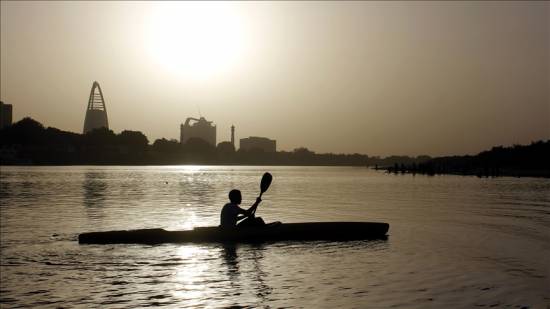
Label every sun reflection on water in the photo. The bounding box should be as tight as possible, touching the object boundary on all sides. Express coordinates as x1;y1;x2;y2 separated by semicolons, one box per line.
176;165;204;173
172;245;211;301
180;210;198;230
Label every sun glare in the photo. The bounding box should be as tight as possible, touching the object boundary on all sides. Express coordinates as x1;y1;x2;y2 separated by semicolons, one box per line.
146;2;249;81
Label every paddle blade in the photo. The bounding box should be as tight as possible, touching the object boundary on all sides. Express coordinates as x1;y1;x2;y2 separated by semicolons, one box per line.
260;172;272;194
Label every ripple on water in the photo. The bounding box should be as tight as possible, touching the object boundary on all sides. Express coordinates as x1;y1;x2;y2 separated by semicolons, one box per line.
1;166;549;308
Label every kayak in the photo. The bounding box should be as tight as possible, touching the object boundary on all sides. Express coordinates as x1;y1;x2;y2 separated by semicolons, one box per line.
78;222;389;244
79;222;389;244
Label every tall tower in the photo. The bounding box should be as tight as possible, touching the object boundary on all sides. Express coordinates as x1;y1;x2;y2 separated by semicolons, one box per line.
231;125;235;148
83;81;109;134
0;101;13;129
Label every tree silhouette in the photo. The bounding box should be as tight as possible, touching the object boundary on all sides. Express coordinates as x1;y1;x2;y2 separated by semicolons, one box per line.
118;130;149;151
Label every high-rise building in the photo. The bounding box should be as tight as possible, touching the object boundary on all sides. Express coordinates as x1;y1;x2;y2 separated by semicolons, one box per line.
231;125;235;148
0;101;13;129
240;136;276;152
83;81;109;134
180;117;216;146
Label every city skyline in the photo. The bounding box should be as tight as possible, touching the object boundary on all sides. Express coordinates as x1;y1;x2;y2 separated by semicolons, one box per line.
1;1;548;156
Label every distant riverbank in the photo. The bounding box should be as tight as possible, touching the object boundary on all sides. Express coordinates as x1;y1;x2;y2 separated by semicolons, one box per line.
380;140;550;178
0;117;427;167
381;165;550;178
1;117;548;178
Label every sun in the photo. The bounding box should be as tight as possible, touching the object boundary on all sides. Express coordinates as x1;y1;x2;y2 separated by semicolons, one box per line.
146;2;249;81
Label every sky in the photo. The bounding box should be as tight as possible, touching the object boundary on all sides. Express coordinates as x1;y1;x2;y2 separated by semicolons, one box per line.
1;1;548;156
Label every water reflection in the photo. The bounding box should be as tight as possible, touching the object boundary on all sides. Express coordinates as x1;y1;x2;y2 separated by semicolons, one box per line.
172;246;210;301
177;173;217;207
0;172;11;200
117;171;146;202
82;171;108;221
0;173;39;202
220;243;273;303
222;244;240;281
248;244;273;301
175;171;222;228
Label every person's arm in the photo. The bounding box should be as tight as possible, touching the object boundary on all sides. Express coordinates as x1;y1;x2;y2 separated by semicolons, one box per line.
247;197;262;215
237;197;262;220
232;207;247;222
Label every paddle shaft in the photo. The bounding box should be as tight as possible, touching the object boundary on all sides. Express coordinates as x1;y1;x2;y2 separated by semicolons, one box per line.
252;193;263;216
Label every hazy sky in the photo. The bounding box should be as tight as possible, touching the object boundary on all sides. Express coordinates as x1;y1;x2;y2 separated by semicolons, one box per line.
1;1;548;156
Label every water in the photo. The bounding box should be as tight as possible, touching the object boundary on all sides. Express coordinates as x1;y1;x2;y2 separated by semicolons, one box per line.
1;166;549;308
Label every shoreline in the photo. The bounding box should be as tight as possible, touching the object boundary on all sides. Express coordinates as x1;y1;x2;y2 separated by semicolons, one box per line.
2;163;548;179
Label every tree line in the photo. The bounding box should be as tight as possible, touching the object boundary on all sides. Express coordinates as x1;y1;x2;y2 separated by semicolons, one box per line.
4;117;545;177
386;141;550;178
1;117;396;166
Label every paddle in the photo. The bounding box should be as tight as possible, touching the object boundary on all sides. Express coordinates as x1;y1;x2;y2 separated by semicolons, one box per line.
259;172;272;199
252;172;272;216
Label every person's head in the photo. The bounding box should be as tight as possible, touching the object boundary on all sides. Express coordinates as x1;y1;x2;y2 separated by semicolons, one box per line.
229;189;242;204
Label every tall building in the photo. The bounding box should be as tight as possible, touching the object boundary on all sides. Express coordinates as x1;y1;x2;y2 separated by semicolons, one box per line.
240;136;276;152
231;125;235;148
0;101;13;129
180;117;216;146
83;81;109;134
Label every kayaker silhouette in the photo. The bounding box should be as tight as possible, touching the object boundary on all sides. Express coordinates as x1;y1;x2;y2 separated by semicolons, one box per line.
220;173;272;227
220;190;265;227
